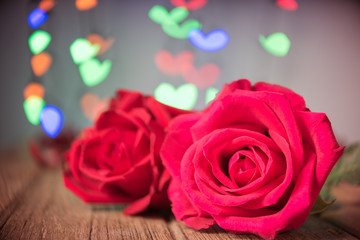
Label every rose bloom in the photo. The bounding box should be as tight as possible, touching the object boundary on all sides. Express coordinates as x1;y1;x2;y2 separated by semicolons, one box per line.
161;79;344;239
63;89;189;214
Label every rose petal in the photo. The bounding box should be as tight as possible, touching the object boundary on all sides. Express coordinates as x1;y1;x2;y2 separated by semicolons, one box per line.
181;139;279;214
199;129;284;196
129;107;152;125
168;179;215;230
294;111;344;189
145;96;192;128
160;113;202;182
110;90;144;111
124;193;152;215
63;172;134;203
96;110;137;131
214;79;252;101
253;82;307;111
191;93;286;142
212;142;317;239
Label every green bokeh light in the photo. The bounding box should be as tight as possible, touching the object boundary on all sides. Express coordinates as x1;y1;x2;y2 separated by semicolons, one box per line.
154;83;198;110
70;38;100;64
162;20;201;39
79;58;112;87
23;96;45;125
259;32;291;57
205;87;219;105
28;30;51;55
149;5;189;25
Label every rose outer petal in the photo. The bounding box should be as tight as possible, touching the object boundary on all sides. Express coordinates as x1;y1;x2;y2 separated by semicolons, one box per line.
63;171;134;203
213;79;252;103
168;178;215;230
294;111;345;190
160;113;202;182
145;96;192;129
191;93;287;143
110;90;144;112
252;82;307;111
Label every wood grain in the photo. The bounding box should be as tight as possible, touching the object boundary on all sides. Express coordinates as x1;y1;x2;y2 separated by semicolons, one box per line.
0;147;359;239
0;145;40;212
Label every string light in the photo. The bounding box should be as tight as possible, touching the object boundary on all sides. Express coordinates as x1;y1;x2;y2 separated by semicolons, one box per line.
149;6;189;25
23;82;45;99
79;58;112;87
28;30;51;54
170;0;208;11
259;32;291;57
30;52;53;77
75;0;98;11
70;38;99;64
28;8;48;29
188;29;229;52
40;105;64;138
154;83;198;110
23;96;46;125
162;20;201;39
149;5;201;39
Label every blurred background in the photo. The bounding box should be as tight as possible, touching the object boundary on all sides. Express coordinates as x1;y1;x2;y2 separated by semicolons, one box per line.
0;0;360;149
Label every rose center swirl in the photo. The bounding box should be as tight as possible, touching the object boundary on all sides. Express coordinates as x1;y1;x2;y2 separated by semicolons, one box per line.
227;148;262;187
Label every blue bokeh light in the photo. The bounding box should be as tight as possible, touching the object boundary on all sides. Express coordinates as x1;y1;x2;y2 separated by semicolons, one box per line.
40;105;64;138
188;29;230;52
28;8;48;29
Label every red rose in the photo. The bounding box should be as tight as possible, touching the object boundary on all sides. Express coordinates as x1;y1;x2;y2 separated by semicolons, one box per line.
161;79;344;239
63;90;189;214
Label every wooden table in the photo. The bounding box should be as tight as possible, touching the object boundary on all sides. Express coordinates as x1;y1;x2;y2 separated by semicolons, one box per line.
1;145;359;239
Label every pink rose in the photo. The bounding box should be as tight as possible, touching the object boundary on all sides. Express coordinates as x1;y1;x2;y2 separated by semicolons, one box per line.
64;89;190;214
161;79;344;239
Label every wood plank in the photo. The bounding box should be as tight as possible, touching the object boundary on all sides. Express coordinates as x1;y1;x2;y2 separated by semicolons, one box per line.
90;208;174;240
170;214;358;240
0;144;41;212
0;169;92;239
168;219;260;240
276;215;358;240
0;168;175;240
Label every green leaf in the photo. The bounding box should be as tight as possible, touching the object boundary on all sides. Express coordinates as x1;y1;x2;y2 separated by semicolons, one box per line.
321;143;360;200
310;195;335;215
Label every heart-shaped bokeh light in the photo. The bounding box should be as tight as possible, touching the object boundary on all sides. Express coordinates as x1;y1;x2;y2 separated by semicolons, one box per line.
149;5;189;25
70;38;100;64
259;32;291;57
79;58;112;87
188;29;229;52
154;83;198;110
